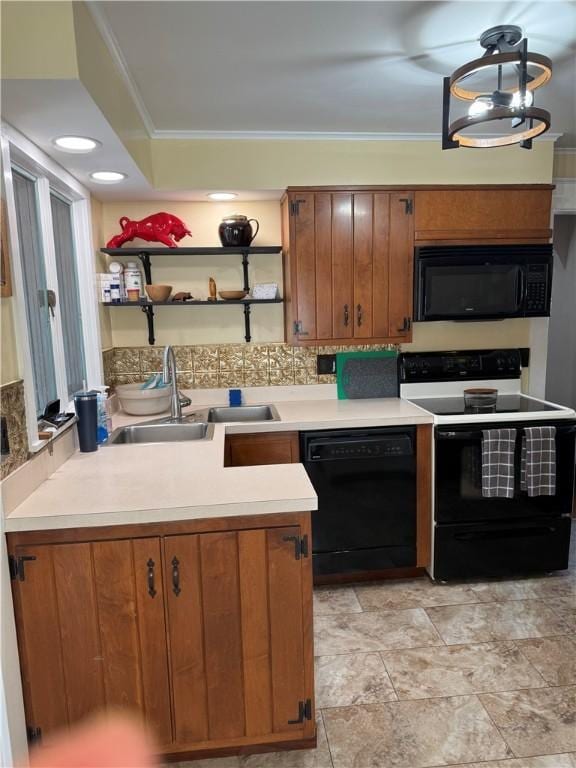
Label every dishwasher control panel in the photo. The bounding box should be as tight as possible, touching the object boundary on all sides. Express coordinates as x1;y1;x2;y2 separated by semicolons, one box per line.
307;434;413;461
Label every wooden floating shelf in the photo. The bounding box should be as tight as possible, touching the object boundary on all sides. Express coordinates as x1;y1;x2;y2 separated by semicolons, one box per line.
104;299;283;307
101;246;283;256
100;245;284;345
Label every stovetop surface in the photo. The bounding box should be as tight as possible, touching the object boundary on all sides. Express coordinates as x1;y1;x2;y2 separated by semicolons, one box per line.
408;394;562;416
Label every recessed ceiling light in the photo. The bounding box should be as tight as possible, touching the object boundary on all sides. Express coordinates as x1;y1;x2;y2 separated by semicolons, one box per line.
90;171;127;183
53;136;100;153
207;192;238;201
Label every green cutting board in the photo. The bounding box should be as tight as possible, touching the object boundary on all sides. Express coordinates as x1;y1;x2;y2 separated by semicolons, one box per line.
336;350;399;400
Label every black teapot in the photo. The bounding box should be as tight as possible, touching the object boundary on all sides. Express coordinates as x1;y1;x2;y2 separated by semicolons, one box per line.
218;215;260;247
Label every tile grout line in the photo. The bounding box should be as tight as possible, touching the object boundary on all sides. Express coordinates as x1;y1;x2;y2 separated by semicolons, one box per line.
319;707;336;768
513;640;555;689
422;606;449;646
474;692;520;761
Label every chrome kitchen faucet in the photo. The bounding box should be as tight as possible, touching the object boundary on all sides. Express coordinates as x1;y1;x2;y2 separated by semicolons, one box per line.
162;345;191;421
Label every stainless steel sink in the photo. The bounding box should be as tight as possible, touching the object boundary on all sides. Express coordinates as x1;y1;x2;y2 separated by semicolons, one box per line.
206;404;280;423
108;420;213;445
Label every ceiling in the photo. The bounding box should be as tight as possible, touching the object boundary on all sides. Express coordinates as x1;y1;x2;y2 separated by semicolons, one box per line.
95;0;576;140
2;1;574;201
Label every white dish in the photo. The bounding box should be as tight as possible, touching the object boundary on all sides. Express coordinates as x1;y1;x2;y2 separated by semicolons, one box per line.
116;383;171;416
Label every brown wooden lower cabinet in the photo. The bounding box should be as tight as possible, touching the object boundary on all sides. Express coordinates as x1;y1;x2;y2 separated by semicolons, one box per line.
225;431;300;467
8;512;315;760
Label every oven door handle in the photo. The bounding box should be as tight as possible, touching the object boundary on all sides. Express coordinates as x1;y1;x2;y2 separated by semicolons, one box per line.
437;431;483;440
439;426;576;440
455;524;559;542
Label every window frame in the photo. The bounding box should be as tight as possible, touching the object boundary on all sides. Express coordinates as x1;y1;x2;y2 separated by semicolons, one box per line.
1;122;102;452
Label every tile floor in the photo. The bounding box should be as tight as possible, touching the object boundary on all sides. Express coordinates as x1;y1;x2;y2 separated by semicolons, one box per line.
179;535;576;768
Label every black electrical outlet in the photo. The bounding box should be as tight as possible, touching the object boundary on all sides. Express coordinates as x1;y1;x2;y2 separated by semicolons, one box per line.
317;354;336;375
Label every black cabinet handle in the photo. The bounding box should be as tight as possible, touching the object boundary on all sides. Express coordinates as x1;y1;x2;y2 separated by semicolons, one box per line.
357;304;363;326
147;558;156;598
344;304;349;327
171;556;181;596
397;316;412;333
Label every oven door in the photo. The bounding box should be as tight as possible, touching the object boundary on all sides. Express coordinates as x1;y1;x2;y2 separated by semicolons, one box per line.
435;421;576;524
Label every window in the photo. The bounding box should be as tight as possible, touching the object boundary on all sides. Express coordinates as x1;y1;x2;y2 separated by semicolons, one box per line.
12;170;58;415
50;193;87;398
2;123;102;450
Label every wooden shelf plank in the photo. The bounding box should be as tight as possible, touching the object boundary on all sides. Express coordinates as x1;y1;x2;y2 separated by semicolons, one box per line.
101;246;282;256
103;299;283;307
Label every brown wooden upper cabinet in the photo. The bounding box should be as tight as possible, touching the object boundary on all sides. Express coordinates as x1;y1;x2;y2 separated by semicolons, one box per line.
282;189;415;345
414;186;553;242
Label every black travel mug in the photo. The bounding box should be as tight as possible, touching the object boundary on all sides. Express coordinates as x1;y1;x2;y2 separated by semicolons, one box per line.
74;390;98;453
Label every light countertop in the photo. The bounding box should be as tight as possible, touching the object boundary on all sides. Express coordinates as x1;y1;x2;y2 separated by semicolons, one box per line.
4;391;433;532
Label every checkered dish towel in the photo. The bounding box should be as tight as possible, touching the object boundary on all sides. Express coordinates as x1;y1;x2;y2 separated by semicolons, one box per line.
481;428;517;498
520;425;557;496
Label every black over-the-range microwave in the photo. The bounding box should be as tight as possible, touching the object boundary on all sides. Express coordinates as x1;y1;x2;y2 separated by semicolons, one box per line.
414;244;553;322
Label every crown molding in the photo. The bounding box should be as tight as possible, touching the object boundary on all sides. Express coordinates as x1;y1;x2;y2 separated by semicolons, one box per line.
150;129;564;142
85;1;156;137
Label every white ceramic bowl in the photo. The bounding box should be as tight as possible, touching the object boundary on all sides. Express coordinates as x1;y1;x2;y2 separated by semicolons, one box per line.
116;383;171;416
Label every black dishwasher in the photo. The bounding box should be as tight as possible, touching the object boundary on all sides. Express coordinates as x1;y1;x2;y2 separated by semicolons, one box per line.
301;427;417;577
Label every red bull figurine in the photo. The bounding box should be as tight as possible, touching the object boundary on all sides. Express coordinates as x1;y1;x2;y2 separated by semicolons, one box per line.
106;212;192;248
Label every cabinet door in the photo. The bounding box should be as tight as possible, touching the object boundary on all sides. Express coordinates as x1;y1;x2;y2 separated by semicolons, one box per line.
353;193;374;338
388;192;415;339
11;538;171;746
164;527;313;751
225;431;300;467
414;188;553;240
352;192;393;339
292;192;317;341
331;193;354;339
291;192;353;340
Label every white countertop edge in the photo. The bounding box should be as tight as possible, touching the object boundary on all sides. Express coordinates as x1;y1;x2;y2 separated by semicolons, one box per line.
4;497;317;533
224;414;433;433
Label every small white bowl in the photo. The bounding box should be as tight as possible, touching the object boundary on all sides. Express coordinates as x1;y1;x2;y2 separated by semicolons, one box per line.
116;383;171;416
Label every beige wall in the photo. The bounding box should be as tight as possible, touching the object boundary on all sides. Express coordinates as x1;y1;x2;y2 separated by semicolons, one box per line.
0;299;19;385
150;139;554;190
1;1;78;80
553;151;576;179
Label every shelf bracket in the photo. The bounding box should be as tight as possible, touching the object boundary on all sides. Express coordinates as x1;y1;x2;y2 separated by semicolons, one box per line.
141;305;155;345
241;250;250;293
243;303;252;343
137;252;153;285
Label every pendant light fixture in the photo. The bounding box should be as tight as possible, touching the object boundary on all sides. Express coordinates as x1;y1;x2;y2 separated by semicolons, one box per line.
442;25;552;149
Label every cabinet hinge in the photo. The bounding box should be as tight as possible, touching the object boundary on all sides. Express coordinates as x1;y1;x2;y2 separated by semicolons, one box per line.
282;534;309;560
290;198;306;216
9;555;37;581
26;726;42;745
399;197;413;215
288;698;313;724
293;320;309;337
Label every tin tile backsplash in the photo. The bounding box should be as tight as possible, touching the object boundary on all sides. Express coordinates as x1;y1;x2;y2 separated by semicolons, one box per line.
0;379;29;480
103;343;398;390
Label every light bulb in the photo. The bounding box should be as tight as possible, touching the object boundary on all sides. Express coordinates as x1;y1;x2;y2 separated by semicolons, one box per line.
511;89;534;109
207;192;238;201
54;136;100;153
468;97;494;118
90;171;127;183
